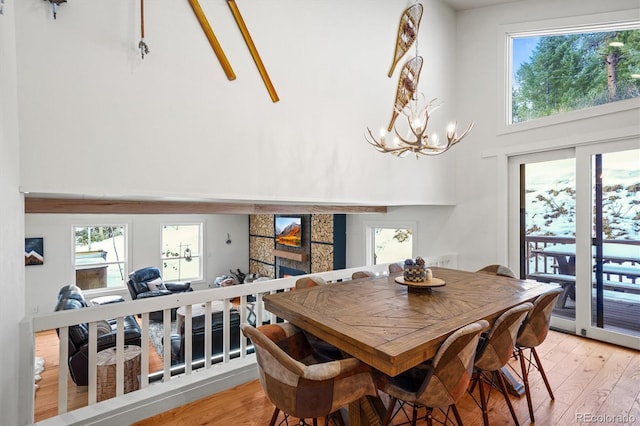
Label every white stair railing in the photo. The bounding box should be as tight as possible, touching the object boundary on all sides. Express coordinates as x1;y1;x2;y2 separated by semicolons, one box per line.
24;256;458;425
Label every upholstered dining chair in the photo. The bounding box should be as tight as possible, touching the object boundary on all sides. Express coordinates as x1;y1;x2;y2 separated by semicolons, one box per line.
514;286;563;423
295;276;327;289
351;270;375;280
389;263;403;273
470;302;533;426
293;275;342;361
476;264;518;279
241;323;378;426
375;320;489;426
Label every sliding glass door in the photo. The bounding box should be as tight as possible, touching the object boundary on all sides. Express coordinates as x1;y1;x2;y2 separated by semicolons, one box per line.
577;146;639;346
509;142;639;349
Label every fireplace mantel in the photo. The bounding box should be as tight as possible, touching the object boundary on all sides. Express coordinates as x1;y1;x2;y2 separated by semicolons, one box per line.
272;249;308;262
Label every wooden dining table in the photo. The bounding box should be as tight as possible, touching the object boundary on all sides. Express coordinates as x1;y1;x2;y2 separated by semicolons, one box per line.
263;267;559;425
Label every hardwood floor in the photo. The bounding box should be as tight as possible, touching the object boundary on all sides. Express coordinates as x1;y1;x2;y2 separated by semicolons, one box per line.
34;329;163;423
35;329;640;425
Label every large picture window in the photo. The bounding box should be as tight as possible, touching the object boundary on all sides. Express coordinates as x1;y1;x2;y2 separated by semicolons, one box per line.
74;225;127;290
161;224;202;282
510;25;639;124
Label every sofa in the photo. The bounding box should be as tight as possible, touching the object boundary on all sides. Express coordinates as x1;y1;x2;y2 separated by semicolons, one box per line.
54;285;142;386
126;266;193;321
169;309;242;365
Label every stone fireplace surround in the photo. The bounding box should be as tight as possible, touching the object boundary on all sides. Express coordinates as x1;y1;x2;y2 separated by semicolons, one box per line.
248;214;346;279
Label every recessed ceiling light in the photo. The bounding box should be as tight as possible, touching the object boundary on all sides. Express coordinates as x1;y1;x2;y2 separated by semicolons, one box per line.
609;41;624;47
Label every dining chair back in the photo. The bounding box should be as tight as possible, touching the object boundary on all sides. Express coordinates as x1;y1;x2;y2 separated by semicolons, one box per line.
389;263;403;273
351;270;375;280
294;276;326;290
241;323;377;425
471;302;533;426
376;320;489;426
476;264;517;279
515;286;563;423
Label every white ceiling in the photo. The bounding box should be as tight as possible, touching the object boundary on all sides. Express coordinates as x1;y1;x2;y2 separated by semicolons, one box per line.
443;0;524;11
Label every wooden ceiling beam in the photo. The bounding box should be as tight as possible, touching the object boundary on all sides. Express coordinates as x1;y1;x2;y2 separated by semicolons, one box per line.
24;198;387;215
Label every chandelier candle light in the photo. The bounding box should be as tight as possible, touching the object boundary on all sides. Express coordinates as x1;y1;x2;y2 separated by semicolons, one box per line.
365;2;473;158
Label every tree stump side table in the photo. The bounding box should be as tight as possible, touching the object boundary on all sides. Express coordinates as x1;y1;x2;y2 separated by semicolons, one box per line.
96;345;141;402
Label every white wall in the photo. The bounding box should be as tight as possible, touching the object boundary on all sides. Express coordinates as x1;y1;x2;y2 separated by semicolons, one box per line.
15;0;459;206
346;205;458;268
0;1;26;424
25;214;249;314
448;0;640;272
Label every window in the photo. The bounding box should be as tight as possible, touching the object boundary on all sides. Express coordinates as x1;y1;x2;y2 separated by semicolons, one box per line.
74;225;127;290
510;25;640;124
161;224;202;281
366;223;415;265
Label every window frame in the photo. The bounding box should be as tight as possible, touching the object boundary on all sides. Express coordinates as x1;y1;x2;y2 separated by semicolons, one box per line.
364;221;417;266
72;224;129;291
497;10;640;135
160;222;204;282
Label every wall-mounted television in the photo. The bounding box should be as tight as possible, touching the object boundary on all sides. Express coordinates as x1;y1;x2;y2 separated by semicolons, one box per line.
275;216;302;247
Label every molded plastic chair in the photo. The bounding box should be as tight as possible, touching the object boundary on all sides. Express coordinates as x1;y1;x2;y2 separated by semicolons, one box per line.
514;287;563;423
470;302;533;426
241;323;377;426
476;264;517;279
375;320;489;426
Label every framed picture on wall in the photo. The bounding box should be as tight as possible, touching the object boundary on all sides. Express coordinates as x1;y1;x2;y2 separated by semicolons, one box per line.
25;237;44;266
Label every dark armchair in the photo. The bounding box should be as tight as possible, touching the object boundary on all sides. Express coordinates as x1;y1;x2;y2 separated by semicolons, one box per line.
126;266;193;320
54;285;142;386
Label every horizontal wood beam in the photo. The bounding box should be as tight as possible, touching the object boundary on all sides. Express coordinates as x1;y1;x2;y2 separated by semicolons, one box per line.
24;198;387;215
272;249;308;262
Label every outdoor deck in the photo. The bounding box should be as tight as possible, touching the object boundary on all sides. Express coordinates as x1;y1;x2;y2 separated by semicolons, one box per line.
525;236;640;336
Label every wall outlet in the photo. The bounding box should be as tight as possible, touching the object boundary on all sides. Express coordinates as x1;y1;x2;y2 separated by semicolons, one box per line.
32;305;39;314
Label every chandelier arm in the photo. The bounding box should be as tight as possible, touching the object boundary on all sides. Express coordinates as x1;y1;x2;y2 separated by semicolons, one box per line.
448;121;474;145
365;127;412;155
394;128;423;148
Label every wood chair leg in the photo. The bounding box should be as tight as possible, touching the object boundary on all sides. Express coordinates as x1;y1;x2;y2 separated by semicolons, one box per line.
519;348;535;423
477;375;489;426
412;403;418;425
532;347;555;400
468;372;478;394
313;418;318;426
382;396;397;426
496;369;520;426
426;407;434;426
269;407;280;426
451;404;464;425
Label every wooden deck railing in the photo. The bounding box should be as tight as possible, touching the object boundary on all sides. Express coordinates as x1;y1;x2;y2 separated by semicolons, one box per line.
23;254;457;425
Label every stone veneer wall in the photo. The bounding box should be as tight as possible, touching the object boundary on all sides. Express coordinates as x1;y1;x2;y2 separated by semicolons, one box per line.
248;214;345;278
249;214;276;278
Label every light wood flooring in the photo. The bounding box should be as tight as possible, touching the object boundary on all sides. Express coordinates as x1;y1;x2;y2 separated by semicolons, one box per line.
36;329;640;425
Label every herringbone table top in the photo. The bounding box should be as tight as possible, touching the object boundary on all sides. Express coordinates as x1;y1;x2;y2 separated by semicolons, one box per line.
264;267;558;376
